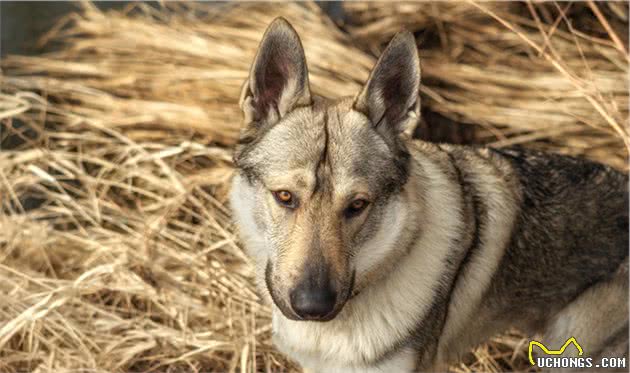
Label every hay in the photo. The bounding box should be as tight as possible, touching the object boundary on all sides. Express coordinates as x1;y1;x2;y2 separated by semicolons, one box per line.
2;2;374;146
345;1;629;169
0;2;627;372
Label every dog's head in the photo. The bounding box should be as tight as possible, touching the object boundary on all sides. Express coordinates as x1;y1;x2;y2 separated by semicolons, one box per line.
231;18;420;321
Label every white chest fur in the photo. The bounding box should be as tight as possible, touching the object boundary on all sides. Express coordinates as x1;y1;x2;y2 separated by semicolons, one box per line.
272;307;418;372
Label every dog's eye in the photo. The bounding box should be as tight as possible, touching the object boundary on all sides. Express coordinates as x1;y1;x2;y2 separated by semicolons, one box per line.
273;190;295;208
345;199;369;217
350;199;367;210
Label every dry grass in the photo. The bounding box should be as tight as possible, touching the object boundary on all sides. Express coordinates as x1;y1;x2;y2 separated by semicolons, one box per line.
346;1;629;169
3;2;374;146
0;2;627;372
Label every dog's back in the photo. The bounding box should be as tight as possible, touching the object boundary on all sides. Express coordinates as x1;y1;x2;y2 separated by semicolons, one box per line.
434;144;628;368
490;147;628;370
487;147;627;312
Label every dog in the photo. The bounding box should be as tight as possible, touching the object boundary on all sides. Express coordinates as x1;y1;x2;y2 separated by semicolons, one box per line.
229;18;629;372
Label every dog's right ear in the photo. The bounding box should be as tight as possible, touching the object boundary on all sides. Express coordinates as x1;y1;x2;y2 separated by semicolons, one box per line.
240;18;312;129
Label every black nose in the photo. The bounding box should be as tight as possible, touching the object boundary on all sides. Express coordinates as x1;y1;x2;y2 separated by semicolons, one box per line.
290;285;337;319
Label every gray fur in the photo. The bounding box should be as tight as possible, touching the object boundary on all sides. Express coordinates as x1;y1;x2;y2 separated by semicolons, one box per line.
230;18;629;372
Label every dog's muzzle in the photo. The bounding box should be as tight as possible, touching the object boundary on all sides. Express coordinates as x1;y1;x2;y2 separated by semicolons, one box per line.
266;261;355;322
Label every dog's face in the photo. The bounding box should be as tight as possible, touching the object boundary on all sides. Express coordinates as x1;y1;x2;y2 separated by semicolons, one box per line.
231;18;420;321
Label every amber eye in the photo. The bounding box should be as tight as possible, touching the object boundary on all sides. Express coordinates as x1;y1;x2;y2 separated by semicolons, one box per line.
345;198;369;218
351;199;366;210
273;190;295;208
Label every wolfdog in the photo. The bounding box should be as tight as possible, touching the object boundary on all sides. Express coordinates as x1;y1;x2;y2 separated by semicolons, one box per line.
230;18;629;372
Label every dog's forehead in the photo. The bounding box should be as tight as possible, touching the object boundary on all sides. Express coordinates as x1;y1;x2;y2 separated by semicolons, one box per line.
251;99;394;195
253;106;325;172
325;105;392;181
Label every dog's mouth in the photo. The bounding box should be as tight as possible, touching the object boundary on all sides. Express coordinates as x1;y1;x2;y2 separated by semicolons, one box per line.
265;261;355;322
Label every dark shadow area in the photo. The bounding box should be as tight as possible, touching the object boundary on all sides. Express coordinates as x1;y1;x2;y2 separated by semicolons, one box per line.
0;1;136;57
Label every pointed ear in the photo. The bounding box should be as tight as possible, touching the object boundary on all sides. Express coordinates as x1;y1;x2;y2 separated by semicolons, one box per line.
240;17;312;127
353;32;420;136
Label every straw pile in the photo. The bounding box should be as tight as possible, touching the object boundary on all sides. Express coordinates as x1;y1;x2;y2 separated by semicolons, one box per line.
346;1;629;170
0;2;627;372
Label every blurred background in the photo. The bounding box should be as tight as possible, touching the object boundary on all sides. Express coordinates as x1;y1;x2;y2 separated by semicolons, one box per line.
0;2;627;372
1;2;346;57
1;2;127;56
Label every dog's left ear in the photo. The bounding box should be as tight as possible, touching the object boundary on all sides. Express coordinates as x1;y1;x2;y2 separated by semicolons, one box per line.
240;17;312;127
354;32;420;137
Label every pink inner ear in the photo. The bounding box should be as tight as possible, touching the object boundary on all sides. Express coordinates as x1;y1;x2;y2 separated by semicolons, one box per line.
256;53;291;115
